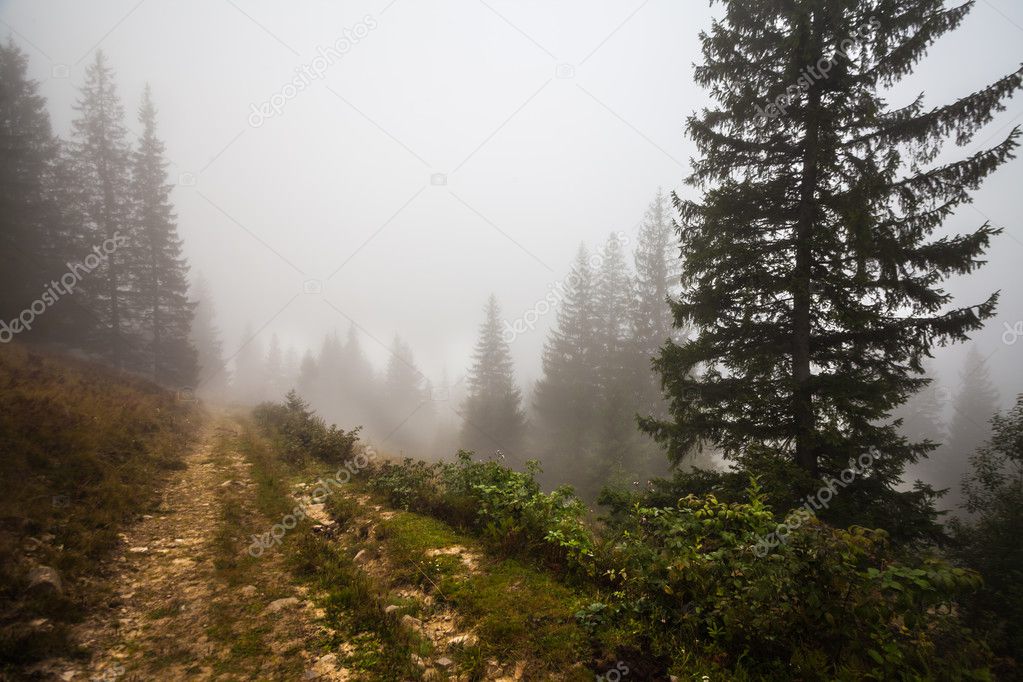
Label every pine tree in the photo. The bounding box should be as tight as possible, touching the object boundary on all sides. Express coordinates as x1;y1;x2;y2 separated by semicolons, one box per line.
631;189;683;387
296;349;318;398
593;232;638;486
382;335;425;452
461;295;526;461
264;332;285;400
643;1;1021;540
131;85;196;386
940;346;999;509
69;50;136;367
0;41;59;334
533;244;600;486
190;274;229;399
338;324;377;432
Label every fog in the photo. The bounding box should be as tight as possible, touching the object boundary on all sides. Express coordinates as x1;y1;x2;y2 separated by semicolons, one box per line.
2;0;1021;485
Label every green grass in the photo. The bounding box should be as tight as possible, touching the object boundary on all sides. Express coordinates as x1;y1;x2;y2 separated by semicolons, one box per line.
366;499;596;679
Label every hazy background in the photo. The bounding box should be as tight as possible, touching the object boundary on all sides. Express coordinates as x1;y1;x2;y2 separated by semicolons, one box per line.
2;0;1021;415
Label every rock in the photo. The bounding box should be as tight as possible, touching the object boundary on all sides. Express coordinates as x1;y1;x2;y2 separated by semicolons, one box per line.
128;546;149;554
353;549;368;563
400;614;423;630
448;633;478;647
264;597;301;614
27;565;63;596
513;661;526;680
240;585;258;598
384;604;400;614
436;656;454;668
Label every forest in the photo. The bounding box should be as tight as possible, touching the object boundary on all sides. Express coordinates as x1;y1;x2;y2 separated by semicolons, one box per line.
1;0;1022;679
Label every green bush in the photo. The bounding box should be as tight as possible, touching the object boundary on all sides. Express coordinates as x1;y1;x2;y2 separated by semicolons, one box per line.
253;390;360;465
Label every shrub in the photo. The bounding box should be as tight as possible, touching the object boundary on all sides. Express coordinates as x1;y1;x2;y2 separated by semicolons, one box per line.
253;390;360;465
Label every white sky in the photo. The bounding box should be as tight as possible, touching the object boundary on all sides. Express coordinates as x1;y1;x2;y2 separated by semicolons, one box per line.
1;0;1021;409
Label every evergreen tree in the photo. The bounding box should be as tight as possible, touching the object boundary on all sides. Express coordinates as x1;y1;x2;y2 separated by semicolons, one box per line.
461;295;526;461
338;324;377;432
533;245;599;487
264;332;285;400
643;1;1021;540
190;274;229;399
0;41;57;331
382;335;425;452
131;85;196;386
631;189;683;389
940;346;999;509
296;349;318;398
593;232;639;486
69;50;136;367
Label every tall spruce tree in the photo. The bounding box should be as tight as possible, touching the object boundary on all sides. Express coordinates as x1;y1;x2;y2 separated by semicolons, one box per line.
593;232;640;486
232;323;264;402
70;50;135;367
643;0;1022;539
461;295;526;461
383;335;426;452
533;244;600;487
939;346;999;509
131;85;196;386
0;41;62;336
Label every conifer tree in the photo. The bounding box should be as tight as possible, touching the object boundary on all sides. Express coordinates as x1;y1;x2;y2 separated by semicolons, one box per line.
939;346;1000;508
593;233;639;485
383;335;426;451
131;85;196;386
533;244;600;486
461;295;526;461
643;0;1021;538
69;50;135;366
190;275;229;399
0;40;69;340
264;332;285;400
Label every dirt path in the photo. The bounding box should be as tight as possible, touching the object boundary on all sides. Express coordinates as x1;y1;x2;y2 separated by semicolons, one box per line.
28;417;345;681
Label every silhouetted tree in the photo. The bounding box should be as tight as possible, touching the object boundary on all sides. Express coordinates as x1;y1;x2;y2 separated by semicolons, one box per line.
462;295;525;461
69;50;135;366
131;85;195;386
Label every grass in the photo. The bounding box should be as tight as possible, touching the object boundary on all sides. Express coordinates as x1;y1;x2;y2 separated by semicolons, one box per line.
235;423;422;680
0;342;197;668
358;495;597;680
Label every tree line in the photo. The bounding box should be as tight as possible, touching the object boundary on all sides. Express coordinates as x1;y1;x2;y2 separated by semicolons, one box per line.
0;43;196;386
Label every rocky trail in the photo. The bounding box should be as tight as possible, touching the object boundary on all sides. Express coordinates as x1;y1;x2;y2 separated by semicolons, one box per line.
26;418;345;681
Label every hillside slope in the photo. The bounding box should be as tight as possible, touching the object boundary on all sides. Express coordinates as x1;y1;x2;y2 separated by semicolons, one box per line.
0;344;198;669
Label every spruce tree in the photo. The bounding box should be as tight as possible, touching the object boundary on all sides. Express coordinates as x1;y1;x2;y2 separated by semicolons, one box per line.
631;189;683;390
533;244;600;486
131;85;196;386
264;332;285;400
643;0;1022;539
70;50;135;366
383;335;426;451
593;232;639;486
190;275;229;399
940;346;999;508
0;41;57;329
232;323;264;403
461;295;526;461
